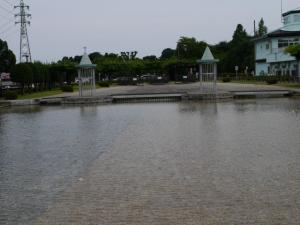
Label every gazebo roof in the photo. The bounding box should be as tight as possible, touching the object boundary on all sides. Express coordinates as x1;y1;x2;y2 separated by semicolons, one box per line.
197;46;219;64
77;50;96;68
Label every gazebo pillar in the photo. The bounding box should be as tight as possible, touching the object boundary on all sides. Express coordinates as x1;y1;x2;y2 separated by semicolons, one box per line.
197;46;219;97
76;48;97;97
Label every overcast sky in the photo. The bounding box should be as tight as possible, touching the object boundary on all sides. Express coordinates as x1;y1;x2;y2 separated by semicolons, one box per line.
0;0;299;62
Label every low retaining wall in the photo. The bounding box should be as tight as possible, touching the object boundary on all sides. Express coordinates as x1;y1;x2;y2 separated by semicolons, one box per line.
0;99;40;107
62;96;112;105
232;90;293;99
187;92;233;100
0;90;299;108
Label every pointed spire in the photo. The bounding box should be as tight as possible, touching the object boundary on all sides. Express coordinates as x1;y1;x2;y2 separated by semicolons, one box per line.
198;46;219;63
79;47;93;66
77;46;96;68
201;47;215;61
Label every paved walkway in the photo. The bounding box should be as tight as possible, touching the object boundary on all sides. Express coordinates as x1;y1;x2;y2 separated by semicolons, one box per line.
49;82;299;99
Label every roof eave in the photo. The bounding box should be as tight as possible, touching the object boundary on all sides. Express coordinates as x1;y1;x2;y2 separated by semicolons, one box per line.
282;10;300;17
197;59;220;64
76;64;97;68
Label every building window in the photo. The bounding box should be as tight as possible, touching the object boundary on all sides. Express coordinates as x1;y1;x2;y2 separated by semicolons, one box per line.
283;16;290;25
266;43;270;49
294;15;300;22
278;38;299;48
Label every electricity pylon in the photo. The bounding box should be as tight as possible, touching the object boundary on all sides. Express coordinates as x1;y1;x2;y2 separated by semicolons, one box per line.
14;0;32;63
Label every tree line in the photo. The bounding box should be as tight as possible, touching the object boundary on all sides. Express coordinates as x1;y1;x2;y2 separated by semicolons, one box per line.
0;19;272;93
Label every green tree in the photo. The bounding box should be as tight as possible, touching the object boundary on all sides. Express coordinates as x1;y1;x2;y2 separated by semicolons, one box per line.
0;39;16;72
258;18;268;37
143;55;157;61
222;24;254;73
29;62;50;91
176;37;207;59
160;48;176;60
232;24;248;43
285;44;300;78
211;41;230;73
51;58;76;85
11;63;33;94
89;52;102;63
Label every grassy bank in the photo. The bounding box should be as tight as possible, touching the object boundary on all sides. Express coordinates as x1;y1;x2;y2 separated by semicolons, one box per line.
220;80;300;89
17;89;64;100
275;83;300;89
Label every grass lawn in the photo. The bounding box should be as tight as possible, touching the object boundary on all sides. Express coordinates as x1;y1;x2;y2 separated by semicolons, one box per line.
225;80;266;85
16;85;110;100
17;89;64;100
275;83;300;89
220;80;300;89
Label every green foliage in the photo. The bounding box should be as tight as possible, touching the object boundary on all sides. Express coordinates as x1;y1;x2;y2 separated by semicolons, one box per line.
214;24;254;73
176;37;207;59
11;63;33;87
266;77;278;85
258;18;268;37
89;52;102;62
117;77;138;86
98;81;110;87
143;55;157;61
4;90;18;100
0;39;16;72
222;77;231;83
61;85;74;92
232;24;248;43
285;44;300;59
160;48;176;60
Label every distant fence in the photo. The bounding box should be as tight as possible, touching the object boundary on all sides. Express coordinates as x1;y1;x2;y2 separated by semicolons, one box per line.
115;76;169;85
219;73;300;83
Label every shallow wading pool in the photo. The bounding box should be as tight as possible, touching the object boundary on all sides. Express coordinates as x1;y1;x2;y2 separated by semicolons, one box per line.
0;99;300;224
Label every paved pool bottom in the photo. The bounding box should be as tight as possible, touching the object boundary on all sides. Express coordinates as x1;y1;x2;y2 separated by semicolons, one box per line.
0;99;300;225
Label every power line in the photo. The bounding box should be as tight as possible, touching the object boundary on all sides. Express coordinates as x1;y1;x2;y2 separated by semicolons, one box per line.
0;26;17;40
0;18;14;29
0;22;15;35
0;13;13;20
0;24;15;36
0;0;15;7
0;4;14;15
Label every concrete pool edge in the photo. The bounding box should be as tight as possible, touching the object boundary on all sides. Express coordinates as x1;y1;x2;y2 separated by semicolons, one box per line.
1;89;300;107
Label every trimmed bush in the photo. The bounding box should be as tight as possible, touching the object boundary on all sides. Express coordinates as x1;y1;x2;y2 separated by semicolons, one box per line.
4;90;18;100
266;78;278;85
222;77;231;83
98;81;110;87
117;77;138;86
61;85;74;92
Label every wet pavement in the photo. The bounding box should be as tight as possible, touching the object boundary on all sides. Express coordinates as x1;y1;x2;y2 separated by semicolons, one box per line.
51;82;299;99
0;99;300;225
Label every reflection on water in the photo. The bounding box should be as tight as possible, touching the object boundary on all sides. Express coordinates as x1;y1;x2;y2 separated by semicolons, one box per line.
0;98;300;224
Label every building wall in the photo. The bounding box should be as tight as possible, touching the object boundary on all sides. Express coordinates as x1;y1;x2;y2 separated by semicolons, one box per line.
255;62;269;75
268;37;299;63
255;40;271;60
283;12;300;25
255;37;299;75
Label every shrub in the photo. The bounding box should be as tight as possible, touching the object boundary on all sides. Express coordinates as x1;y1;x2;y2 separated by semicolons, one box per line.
98;81;110;87
266;78;278;85
61;85;74;92
117;77;137;86
4;90;18;100
222;77;231;83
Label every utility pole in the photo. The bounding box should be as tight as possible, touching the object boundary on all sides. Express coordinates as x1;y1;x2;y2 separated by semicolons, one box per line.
281;0;283;22
14;0;32;63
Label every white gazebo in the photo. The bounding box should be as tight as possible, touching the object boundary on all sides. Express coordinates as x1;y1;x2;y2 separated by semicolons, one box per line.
197;46;219;96
77;48;96;97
